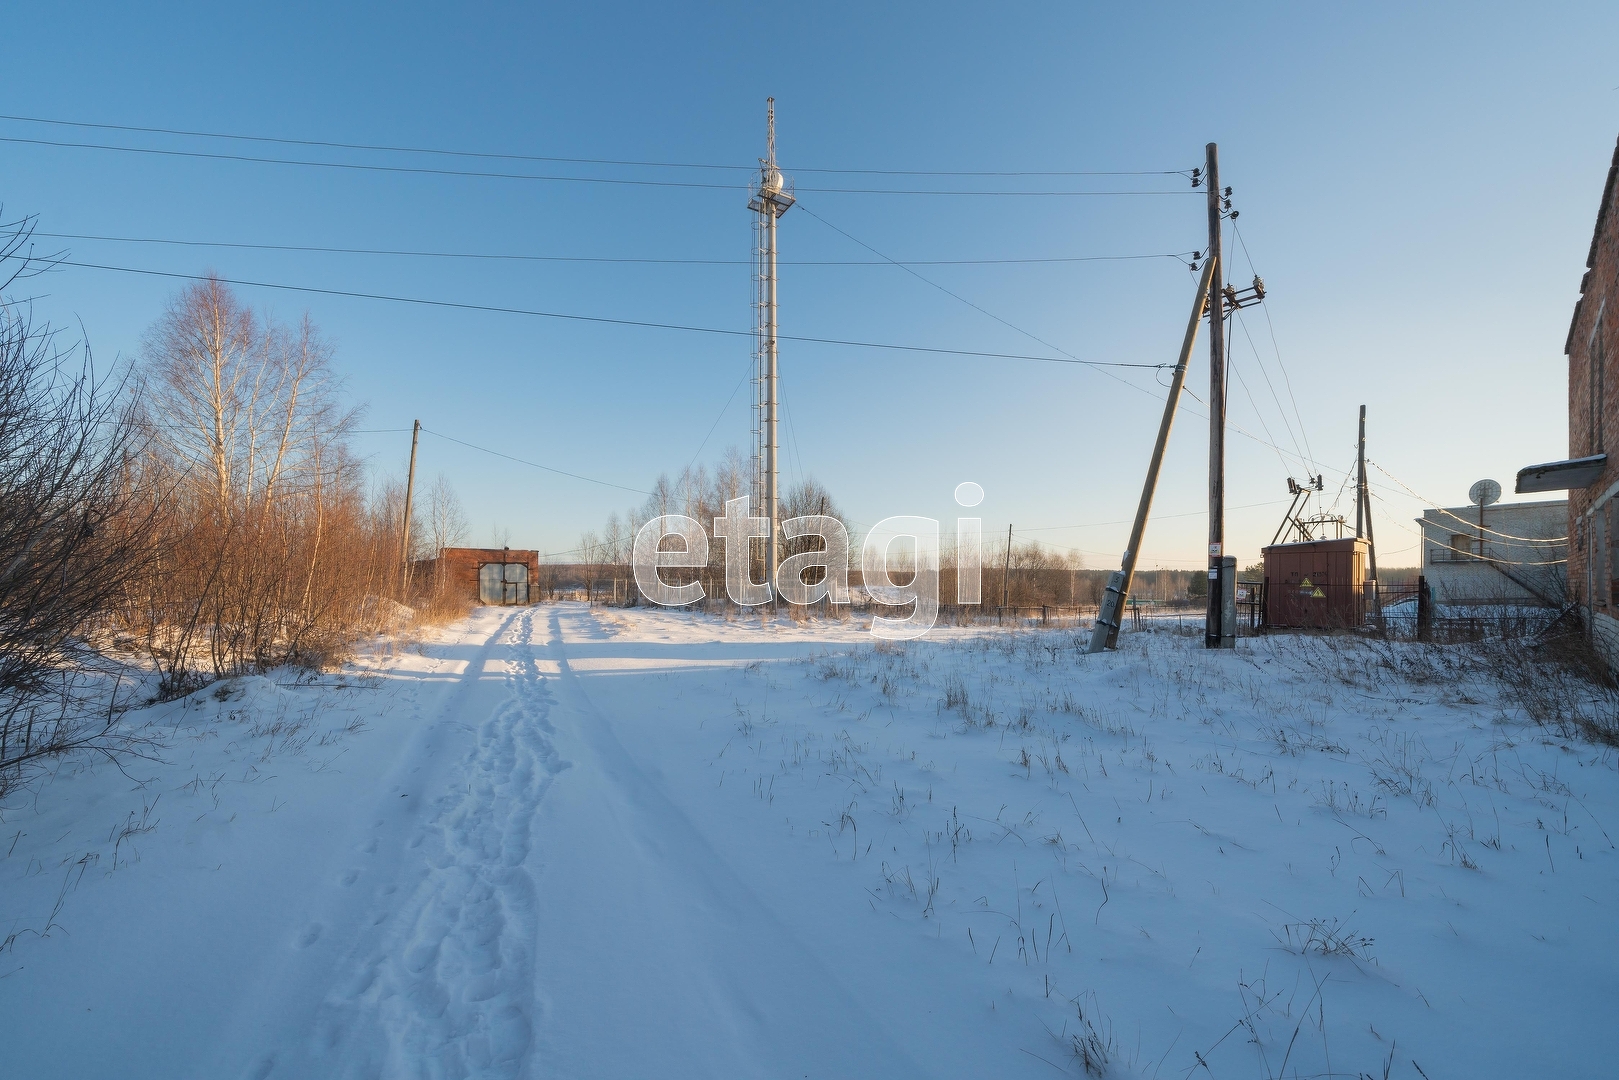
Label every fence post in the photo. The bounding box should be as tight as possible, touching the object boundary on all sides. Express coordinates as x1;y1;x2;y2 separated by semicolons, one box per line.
1416;574;1432;642
1041;605;1048;625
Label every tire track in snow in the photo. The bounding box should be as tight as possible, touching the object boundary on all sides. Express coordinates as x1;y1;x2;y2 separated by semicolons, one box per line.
317;606;567;1079
533;606;929;1078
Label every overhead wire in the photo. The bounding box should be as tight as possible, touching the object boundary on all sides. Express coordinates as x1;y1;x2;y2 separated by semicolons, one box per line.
1232;307;1310;473
1220;220;1317;484
1227;354;1293;475
12;116;1382;557
418;427;651;495
783;393;808;497
34;230;1197;268
1232;224;1316;476
0;112;1193;178
57;258;1174;370
1016;497;1293;533
1369;491;1567;564
1367;460;1568;542
1315;447;1356;521
797;200;1093;365
0;135;1198;197
685;358;753;474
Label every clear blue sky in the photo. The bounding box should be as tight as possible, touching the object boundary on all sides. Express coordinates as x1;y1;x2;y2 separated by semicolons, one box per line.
5;3;1617;568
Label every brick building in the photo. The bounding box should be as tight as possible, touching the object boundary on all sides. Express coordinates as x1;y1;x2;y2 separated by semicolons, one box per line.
413;547;541;605
1517;133;1619;658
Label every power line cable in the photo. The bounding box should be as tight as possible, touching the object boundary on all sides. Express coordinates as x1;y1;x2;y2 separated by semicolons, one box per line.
1367;459;1568;542
0;135;1200;197
58;258;1172;369
797;201;1092;365
793;198;1216;431
1232;307;1310;473
1232;224;1316;475
685;359;753;473
1372;495;1568;564
1325;449;1357;518
1017;497;1292;533
782;393;808;496
418;427;651;495
35;230;1197;268
0;135;745;190
0;112;1193;178
1227;350;1292;475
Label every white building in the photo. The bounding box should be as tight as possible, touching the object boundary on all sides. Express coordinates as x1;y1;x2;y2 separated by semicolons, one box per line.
1417;498;1566;605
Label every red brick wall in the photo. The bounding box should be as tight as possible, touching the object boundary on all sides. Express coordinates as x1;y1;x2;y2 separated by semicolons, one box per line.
1568;137;1619;621
414;548;541;604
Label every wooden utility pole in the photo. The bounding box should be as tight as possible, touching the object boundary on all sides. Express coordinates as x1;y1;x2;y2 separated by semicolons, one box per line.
1355;405;1367;538
1002;524;1013;610
1357;404;1379;616
400;418;421;593
1088;258;1218;653
1205;142;1229;649
1357;404;1378;581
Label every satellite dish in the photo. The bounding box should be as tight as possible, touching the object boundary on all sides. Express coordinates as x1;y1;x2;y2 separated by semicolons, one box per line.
1469;479;1502;506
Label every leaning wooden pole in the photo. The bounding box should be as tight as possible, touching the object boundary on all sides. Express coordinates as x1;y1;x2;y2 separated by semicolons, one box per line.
1089;257;1217;653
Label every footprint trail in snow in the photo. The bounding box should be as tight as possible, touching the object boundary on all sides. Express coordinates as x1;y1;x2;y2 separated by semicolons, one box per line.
317;607;567;1078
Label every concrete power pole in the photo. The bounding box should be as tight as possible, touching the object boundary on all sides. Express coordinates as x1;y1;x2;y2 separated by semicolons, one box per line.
749;99;794;599
400;418;421;594
1204;142;1232;649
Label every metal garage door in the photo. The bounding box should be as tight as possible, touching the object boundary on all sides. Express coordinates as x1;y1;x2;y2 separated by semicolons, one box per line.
478;562;529;605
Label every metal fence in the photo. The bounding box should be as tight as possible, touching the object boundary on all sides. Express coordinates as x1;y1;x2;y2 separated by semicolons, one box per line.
565;576;1560;644
1253;576;1562;642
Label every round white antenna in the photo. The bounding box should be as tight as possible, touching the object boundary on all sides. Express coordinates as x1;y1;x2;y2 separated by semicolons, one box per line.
1469;479;1501;506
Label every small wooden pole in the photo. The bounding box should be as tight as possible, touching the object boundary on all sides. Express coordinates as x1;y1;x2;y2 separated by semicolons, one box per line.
400;419;421;595
1002;524;1013;610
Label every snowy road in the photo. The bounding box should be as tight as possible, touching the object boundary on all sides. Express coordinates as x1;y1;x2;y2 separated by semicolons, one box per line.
5;603;1618;1079
292;604;928;1079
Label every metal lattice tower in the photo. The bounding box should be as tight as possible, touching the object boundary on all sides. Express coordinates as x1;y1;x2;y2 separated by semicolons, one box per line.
747;98;794;595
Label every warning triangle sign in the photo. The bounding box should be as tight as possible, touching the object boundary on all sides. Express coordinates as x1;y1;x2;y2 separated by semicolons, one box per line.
1311;587;1326;598
1300;577;1313;588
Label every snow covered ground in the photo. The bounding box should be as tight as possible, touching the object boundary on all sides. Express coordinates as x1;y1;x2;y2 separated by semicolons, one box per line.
2;603;1616;1079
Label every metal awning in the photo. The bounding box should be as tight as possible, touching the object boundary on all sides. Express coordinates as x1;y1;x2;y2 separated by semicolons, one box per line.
1515;454;1607;493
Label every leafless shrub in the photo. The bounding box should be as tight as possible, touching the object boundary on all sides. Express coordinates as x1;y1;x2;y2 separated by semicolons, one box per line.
1489;630;1619;746
0;216;160;792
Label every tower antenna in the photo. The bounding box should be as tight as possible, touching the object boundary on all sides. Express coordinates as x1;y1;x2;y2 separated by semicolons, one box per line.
748;98;794;600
